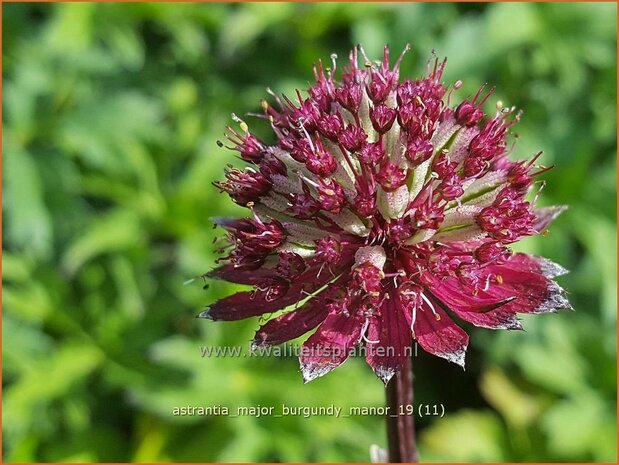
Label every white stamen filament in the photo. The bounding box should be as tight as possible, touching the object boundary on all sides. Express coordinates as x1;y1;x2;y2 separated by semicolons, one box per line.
359;318;379;344
294;170;320;189
249;205;263;224
406;292;418;335
299;123;316;152
316;262;326;278
420;292;438;317
330;53;338;74
532;180;546;207
483;274;492;291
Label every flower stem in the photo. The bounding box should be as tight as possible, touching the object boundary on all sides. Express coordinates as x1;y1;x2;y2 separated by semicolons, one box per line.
386;355;418;463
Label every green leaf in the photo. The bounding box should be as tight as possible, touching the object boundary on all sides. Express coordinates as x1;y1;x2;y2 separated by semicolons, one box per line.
542;391;616;461
3;144;53;258
59;92;164;175
61;209;144;275
419;410;508;462
480;367;540;428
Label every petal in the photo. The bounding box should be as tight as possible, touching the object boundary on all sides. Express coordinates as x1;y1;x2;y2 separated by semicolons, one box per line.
537;258;570;279
210;216;242;229
377;184;409;219
414;300;469;368
299;310;364;383
484;259;572;315
203;260;353;321
426;275;521;330
533;205;568;233
502;253;569;279
206;264;276;285
365;291;413;384
253;298;329;348
440;205;482;230
431;225;486;243
199;290;287;321
426;274;517;313
354;245;387;269
323;208;371;236
455;307;523;330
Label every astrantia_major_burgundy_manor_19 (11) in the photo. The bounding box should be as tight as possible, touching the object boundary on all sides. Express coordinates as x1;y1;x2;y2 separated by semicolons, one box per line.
201;44;572;384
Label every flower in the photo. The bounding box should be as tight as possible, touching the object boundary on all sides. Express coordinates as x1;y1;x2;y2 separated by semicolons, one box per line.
202;45;571;384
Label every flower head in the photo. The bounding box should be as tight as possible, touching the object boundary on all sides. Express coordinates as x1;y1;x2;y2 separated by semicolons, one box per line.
202;45;571;384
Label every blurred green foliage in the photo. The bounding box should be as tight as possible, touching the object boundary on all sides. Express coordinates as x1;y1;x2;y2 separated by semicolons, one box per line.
2;2;616;462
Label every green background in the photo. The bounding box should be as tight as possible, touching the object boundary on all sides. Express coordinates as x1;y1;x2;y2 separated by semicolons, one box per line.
3;2;617;462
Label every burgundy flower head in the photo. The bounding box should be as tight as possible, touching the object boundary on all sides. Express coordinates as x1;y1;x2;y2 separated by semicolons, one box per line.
202;45;571;384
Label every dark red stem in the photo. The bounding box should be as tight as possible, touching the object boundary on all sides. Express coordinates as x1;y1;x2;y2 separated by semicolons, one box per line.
386;356;418;463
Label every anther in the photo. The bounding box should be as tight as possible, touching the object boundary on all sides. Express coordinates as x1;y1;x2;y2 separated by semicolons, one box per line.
231;113;249;133
330;53;338;70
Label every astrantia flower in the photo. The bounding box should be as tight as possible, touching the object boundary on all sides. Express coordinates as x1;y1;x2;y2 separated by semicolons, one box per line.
202;45;571;384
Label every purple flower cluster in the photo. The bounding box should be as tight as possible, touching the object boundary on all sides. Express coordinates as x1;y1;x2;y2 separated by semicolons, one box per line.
204;45;570;383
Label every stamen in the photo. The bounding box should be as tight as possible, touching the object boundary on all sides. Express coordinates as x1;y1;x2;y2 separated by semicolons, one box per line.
483;274;492;291
359;318;379;344
231;113;249;133
477;85;496;106
407;293;418;338
410;302;418;325
316;261;326;279
294;170;320;190
298;123;316;152
266;87;278;99
532;180;546;206
415;95;426;110
420;292;438;318
393;43;411;71
328;264;336;278
526;150;544;167
330;53;338;74
247;203;264;225
357;44;375;70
